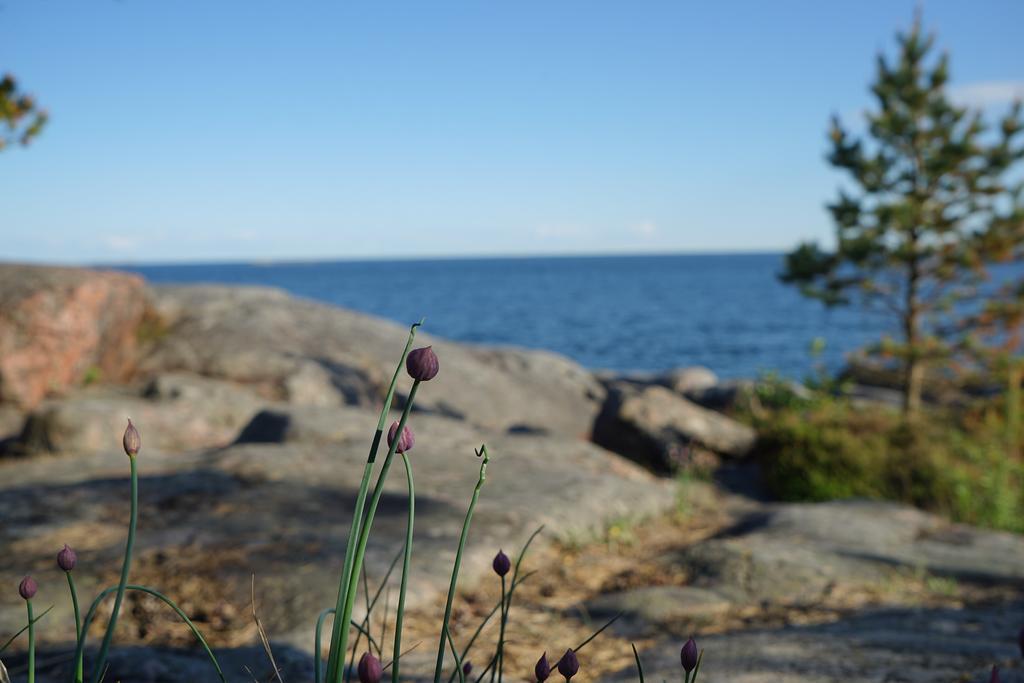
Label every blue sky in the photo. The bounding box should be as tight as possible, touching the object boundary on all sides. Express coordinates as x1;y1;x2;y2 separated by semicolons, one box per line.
2;1;1022;264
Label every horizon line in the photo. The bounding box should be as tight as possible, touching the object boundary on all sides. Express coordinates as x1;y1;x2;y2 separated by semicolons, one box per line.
68;247;790;269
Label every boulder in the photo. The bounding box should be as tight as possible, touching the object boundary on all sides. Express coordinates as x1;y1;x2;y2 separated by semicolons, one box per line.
0;405;23;440
592;383;757;470
0;265;149;409
139;285;605;436
10;375;262;455
661;366;719;395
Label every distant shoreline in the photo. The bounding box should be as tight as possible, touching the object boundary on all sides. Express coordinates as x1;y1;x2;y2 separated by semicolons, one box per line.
89;249;790;270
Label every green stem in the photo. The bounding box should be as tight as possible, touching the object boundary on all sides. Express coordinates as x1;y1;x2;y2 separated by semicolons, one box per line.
472;653;498;683
433;445;490;683
316;607;383;683
446;626;465;683
690;650;704;683
327;458;375;683
0;605;52;656
631;643;645;683
492;575;507;683
315;608;334;683
74;584;225;683
325;321;422;683
67;572;83;683
345;567;372;683
330;381;421;683
572;612;621;651
445;528;541;683
26;600;35;683
89;456;138;683
392;452;415;683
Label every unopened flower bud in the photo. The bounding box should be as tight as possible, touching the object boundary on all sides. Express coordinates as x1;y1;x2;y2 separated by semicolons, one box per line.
557;649;578;680
462;661;473;678
492;550;511;577
406;346;439;381
680;637;698;673
57;544;77;571
18;576;37;600
387;422;415;454
534;652;551;682
123;419;141;457
358;652;382;683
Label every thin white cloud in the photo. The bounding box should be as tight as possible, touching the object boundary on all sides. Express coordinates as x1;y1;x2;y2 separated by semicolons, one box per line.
535;223;588;240
100;234;142;252
949;81;1024;109
629;221;658;237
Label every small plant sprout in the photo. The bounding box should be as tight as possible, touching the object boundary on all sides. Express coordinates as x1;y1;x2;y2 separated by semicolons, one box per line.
491;550;511;577
58;544;83;682
680;637;704;683
122;418;140;458
434;445;490;683
57;544;77;572
406;346;440;381
534;652;552;682
18;577;37;601
491;549;512;683
387;422;415;454
18;576;37;683
556;649;578;681
87;420;142;683
358;652;383;683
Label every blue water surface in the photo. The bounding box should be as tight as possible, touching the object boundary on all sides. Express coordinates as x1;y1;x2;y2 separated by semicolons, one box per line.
121;253;890;379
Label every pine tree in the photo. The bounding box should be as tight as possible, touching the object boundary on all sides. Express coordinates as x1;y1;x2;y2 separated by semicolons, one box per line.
781;18;1024;417
1;72;47;151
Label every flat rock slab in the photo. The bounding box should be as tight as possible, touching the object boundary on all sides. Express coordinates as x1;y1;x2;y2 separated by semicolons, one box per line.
0;405;673;661
602;600;1024;683
585;585;732;633
672;499;1024;605
141;285;605;438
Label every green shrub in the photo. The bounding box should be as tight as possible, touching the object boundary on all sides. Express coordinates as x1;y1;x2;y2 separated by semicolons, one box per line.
748;393;1024;532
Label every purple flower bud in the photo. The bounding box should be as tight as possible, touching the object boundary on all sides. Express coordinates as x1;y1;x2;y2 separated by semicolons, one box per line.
57;544;77;571
123;418;141;457
492;549;511;577
357;652;382;683
680;637;698;673
387;422;415;454
18;576;37;600
406;346;439;382
534;652;551;682
991;665;1001;683
556;649;578;681
462;661;473;678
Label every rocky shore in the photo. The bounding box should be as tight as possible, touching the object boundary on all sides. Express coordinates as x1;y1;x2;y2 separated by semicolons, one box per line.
1;264;1021;682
